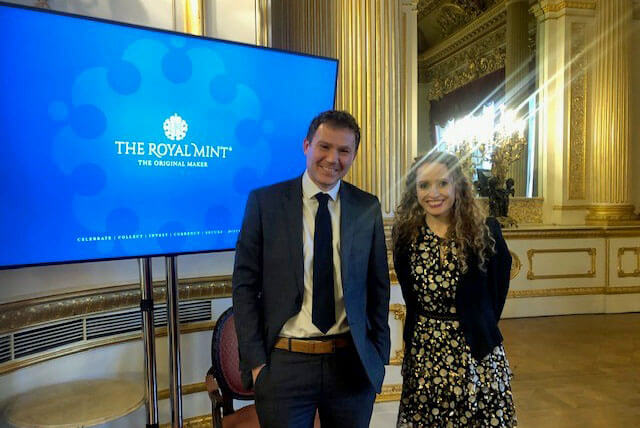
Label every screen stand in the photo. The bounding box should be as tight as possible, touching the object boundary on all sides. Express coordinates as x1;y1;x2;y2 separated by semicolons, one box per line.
166;255;183;427
139;257;159;428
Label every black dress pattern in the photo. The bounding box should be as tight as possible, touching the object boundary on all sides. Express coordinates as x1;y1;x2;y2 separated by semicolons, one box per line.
397;226;517;428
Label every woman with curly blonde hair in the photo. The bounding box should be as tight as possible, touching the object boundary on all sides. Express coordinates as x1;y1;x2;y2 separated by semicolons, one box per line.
393;151;517;427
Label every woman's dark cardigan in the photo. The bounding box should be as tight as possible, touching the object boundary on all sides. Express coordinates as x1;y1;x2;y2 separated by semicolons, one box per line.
393;217;512;361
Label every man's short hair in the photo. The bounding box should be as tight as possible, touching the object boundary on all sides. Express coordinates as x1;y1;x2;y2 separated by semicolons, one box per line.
306;110;361;150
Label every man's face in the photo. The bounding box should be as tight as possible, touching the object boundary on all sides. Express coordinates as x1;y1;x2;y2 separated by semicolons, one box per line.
303;123;357;191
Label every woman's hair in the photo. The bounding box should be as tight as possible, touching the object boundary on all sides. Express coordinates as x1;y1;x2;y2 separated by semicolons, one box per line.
392;151;495;272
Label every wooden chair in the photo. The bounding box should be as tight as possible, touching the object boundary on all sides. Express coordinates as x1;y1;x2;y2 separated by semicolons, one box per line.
206;308;320;428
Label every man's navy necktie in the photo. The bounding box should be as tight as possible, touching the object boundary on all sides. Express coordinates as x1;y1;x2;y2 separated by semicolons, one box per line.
312;192;335;334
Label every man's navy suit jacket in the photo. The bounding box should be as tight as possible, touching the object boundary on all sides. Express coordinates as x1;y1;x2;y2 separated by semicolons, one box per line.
232;176;391;392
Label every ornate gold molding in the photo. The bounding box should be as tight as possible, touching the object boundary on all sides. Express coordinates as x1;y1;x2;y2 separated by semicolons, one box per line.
503;226;640;240
569;22;587;200
424;26;506;99
508;286;604;298
0;321;214;376
552;204;590;211
510;251;521;280
158;381;206;401
477;198;544;224
607;286;640;294
526;248;596;280
586;205;640;226
506;198;544;224
617;247;640;278
377;383;403;402
508;285;640;298
389;304;407;365
419;1;506;69
184;0;204;36
255;0;271;46
537;0;596;15
0;276;231;334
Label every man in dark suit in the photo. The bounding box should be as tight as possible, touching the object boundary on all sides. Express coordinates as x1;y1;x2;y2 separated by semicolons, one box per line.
232;110;391;427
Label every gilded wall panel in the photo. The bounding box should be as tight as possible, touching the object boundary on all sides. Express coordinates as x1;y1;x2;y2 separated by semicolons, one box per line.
526;248;596;280
569;22;587;200
617;247;640;278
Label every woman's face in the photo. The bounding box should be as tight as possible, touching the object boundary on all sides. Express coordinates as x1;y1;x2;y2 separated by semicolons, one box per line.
415;162;456;220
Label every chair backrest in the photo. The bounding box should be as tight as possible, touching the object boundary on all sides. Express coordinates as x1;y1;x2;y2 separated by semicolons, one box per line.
210;307;254;401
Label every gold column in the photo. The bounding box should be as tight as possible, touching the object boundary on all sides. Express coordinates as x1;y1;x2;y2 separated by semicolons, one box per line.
184;0;204;36
271;0;414;215
505;0;530;196
586;0;638;225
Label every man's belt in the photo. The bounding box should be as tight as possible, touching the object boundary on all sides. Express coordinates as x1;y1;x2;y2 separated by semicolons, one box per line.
274;336;351;354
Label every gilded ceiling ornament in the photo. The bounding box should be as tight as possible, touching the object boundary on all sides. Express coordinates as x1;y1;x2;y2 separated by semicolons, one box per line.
424;26;506;99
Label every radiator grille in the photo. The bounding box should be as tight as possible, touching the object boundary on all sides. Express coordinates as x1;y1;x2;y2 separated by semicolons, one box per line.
13;319;84;359
0;336;10;363
2;299;213;364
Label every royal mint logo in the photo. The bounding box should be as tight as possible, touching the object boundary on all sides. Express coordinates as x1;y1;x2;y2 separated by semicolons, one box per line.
114;114;232;168
163;113;188;141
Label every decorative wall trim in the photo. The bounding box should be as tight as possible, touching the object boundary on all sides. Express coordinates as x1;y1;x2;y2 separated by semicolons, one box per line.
504;198;544;224
377;383;403;402
508;285;640;298
419;1;506;69
526;248;596;280
510;251;522;280
617;247;640;278
0;276;231;334
552;204;591;210
568;21;587;200
423;25;506;99
537;1;596;15
158;381;206;401
502;226;640;240
389;304;407;365
509;286;604;298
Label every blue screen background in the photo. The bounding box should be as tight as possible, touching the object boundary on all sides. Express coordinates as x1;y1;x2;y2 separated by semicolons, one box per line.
0;4;337;268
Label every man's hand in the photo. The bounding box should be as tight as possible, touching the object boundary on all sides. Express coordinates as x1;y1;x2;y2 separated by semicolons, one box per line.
252;364;266;385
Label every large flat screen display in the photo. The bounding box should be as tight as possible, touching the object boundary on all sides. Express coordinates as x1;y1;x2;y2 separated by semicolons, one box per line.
0;2;338;269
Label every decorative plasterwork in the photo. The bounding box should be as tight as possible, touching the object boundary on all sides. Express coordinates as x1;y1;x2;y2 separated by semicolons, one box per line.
419;2;506;68
418;0;501;34
476;197;544;224
389;304;407;365
0;277;232;334
508;285;640;298
510;251;522;279
418;0;444;19
424;26;507;99
536;0;596;16
436;0;494;38
569;22;587;200
526;248;596;280
377;383;403;402
617;247;640;278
